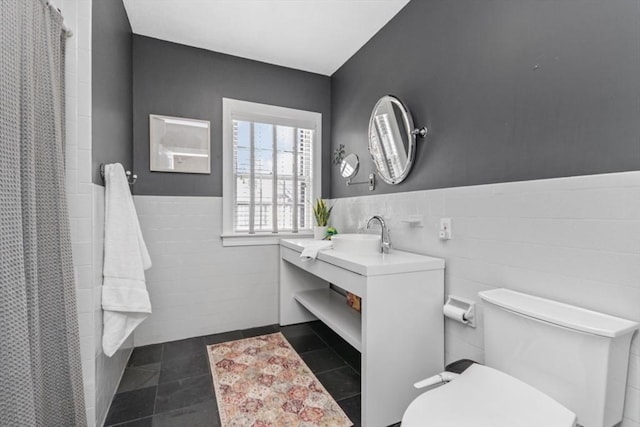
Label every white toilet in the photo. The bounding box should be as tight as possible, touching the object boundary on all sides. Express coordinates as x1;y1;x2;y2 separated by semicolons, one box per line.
402;288;639;427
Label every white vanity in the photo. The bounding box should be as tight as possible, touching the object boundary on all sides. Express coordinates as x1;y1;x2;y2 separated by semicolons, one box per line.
279;239;445;427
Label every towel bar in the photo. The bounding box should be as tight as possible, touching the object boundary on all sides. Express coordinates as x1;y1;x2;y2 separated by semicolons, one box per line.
99;164;137;185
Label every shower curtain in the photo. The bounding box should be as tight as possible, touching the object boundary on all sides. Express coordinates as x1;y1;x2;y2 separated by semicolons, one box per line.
1;1;87;425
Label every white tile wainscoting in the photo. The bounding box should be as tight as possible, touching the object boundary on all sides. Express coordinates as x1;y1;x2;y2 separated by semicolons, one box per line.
133;196;280;346
131;172;639;426
329;171;640;427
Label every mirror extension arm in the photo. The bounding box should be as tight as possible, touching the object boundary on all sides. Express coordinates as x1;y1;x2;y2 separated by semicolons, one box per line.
346;173;375;191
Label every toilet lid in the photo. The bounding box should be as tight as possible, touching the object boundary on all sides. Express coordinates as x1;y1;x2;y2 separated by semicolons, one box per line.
402;364;577;427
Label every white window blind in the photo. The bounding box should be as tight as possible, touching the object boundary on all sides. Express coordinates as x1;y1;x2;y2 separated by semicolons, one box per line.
231;119;315;234
223;99;321;245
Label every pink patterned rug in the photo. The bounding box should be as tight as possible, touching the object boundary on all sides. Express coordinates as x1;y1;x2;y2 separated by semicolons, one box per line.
207;332;353;427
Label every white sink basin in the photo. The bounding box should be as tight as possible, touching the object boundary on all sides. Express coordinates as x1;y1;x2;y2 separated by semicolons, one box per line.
331;233;381;254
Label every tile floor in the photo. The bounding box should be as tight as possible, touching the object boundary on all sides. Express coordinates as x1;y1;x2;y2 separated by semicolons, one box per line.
104;322;402;427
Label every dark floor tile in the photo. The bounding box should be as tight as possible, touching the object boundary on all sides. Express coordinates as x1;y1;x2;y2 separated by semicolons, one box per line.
104;387;156;426
338;394;361;427
202;330;243;346
128;344;162;367
280;323;316;339
308;320;334;339
286;333;328;353
310;322;345;351
301;348;347;374
110;416;153;427
240;324;280;338
316;366;361;401
107;321;371;427
159;353;210;384
155;375;214;414
309;322;361;373
117;363;161;393
162;337;206;362
332;339;361;374
152;401;219;427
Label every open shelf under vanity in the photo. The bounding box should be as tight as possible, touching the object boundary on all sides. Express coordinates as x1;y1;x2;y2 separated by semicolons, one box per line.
294;288;362;351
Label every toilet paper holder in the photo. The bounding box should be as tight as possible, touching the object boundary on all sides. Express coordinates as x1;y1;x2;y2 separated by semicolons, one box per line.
443;295;476;328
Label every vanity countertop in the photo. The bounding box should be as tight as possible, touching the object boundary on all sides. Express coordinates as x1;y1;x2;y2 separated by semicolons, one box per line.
280;238;444;276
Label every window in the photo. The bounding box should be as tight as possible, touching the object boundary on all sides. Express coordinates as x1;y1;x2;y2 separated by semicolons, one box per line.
222;99;321;246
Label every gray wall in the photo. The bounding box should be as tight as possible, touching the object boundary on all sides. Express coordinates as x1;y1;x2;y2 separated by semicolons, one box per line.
132;36;332;197
330;0;640;198
92;0;133;185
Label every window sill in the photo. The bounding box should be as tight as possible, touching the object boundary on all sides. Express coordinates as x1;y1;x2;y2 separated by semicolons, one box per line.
221;232;313;247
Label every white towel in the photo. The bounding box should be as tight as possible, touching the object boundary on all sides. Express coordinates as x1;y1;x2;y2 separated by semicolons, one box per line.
299;240;333;261
101;163;152;357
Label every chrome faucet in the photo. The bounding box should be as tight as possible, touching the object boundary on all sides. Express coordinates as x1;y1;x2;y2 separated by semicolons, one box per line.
367;215;392;254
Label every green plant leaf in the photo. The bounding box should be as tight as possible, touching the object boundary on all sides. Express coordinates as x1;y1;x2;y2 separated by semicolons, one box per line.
313;198;333;226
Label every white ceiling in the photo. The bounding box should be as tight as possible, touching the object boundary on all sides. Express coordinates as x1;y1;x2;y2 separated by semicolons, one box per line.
122;0;411;76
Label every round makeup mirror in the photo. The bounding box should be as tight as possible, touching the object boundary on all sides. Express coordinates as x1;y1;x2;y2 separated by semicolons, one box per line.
368;95;426;185
340;153;359;179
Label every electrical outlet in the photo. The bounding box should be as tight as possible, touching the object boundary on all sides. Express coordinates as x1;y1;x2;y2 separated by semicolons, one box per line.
439;218;452;240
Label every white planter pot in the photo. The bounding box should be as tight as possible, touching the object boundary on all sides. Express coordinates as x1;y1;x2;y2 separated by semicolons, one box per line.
313;226;328;240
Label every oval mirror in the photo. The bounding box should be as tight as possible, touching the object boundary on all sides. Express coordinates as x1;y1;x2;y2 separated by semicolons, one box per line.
340;153;359;179
368;95;425;185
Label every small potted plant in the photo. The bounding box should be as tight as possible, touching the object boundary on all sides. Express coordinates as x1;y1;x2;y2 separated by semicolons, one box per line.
312;198;333;240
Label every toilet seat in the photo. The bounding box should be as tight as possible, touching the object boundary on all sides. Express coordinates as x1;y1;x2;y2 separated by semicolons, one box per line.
402;364;577;427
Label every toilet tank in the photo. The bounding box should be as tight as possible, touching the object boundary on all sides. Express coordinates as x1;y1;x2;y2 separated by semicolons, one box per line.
479;289;638;427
